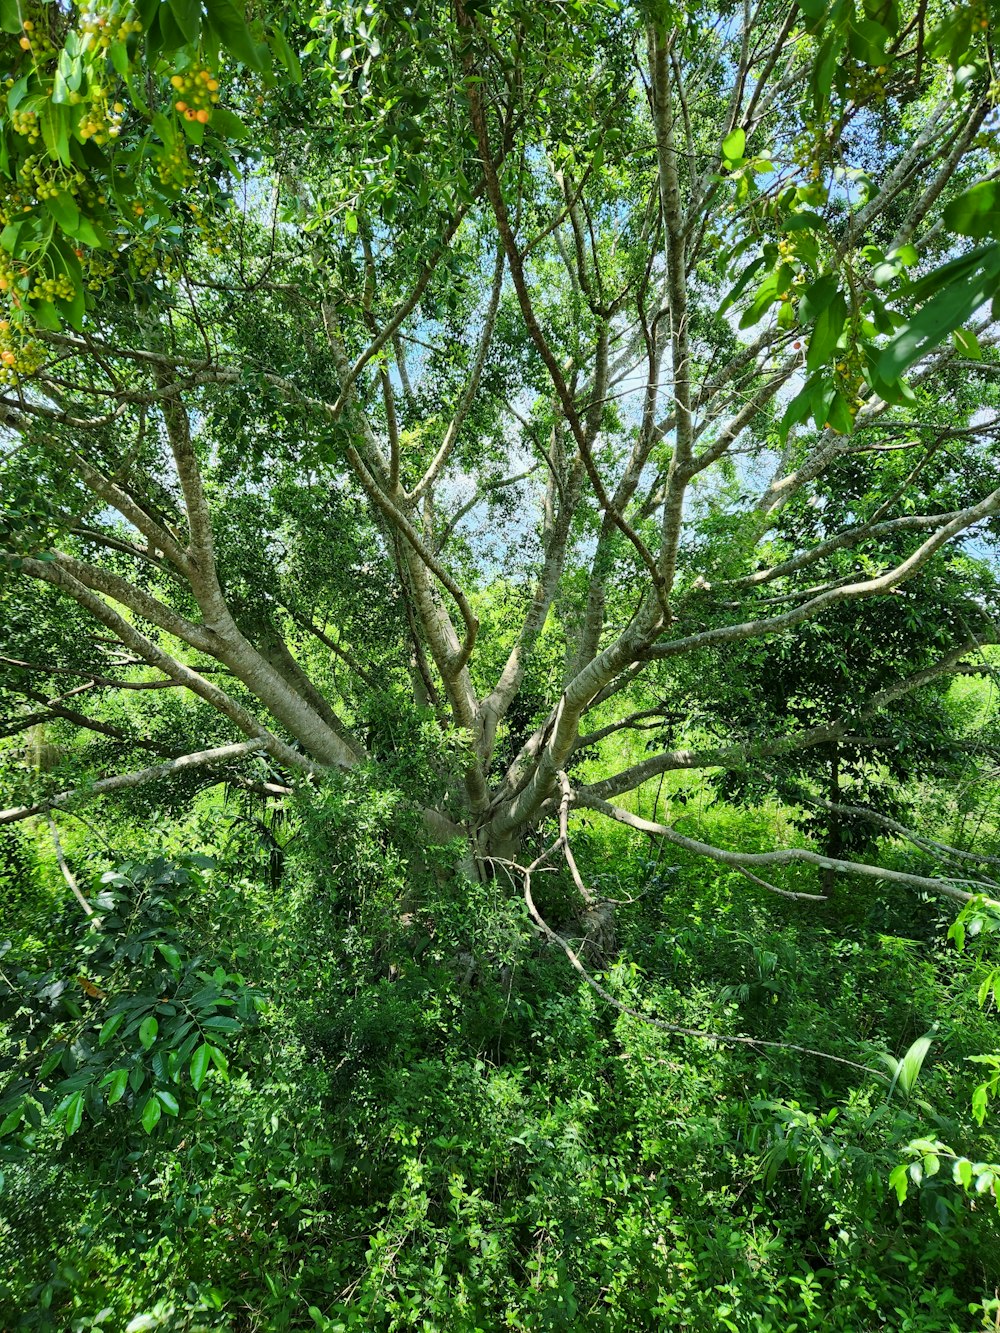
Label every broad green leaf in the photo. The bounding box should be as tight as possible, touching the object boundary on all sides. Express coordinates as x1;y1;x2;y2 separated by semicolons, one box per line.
156;1090;180;1117
889;1162;908;1203
139;1016;158;1050
99;1012;126;1047
805;292;847;372
271;24;303;83
0;0;21;34
973;1083;989;1126
65;1091;84;1136
722;128;745;163
878;245;1000;381
141;1096;162;1132
210;107;250;140
38;1047;64;1078
205;0;268;71
0;1106;22;1136
168;0;202;44
106;1068;129;1105
798;273;840;324
952;327;982;359
896;1034;933;1098
943;181;1000;240
157;943;182;971
190;1044;211;1091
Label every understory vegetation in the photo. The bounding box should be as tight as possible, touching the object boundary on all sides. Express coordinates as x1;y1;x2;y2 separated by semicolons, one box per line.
4;700;1000;1331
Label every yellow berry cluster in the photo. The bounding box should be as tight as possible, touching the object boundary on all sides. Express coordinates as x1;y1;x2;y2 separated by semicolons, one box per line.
77;86;126;143
0;319;45;385
156;138;193;188
17;19;56;60
186;200;232;257
11;107;41;143
28;271;75;303
170;66;221;124
77;5;142;51
17;157;87;202
0;251;27;294
0;188;30;226
81;248;117;292
832;350;865;418
790;122;833;184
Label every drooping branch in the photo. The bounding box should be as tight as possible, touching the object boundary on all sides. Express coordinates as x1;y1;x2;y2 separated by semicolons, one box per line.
575;794;1000;907
0;739;270;825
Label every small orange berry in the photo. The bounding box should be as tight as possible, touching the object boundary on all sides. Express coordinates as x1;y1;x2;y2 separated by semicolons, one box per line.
171;74;183;88
175;100;187;111
184;107;196;120
19;36;30;49
195;108;209;123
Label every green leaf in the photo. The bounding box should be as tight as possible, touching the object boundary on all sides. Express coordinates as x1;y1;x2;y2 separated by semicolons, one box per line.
0;0;22;34
271;24;303;83
98;1012;126;1047
952;327;982;359
955;1158;974;1189
168;0;202;43
738;272;779;329
189;1044;211;1091
879;245;1000;381
209;107;250;141
805;292;847;372
156;1090;180;1117
106;1068;129;1105
943;181;1000;240
205;0;267;70
40;102;71;166
722;128;745;164
32;300;62;332
38;1047;64;1078
141;1096;162;1132
139;1016;158;1050
973;1083;989;1126
888;244;919;268
157;942;182;971
798;273;840;324
889;1162;908;1203
894;1034;933;1098
0;1106;22;1136
73;216;109;250
65;1091;84;1136
110;41;131;78
203;1015;239;1031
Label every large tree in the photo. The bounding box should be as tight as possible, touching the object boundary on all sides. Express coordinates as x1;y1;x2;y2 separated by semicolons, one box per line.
1;0;1000;908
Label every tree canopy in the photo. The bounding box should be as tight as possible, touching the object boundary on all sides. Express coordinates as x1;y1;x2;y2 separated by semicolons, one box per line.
1;0;999;895
5;1;1000;1326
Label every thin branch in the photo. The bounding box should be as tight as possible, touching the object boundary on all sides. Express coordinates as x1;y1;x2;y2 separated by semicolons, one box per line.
0;740;269;825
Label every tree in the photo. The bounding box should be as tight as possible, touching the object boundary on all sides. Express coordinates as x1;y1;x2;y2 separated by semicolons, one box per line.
1;0;1000;914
